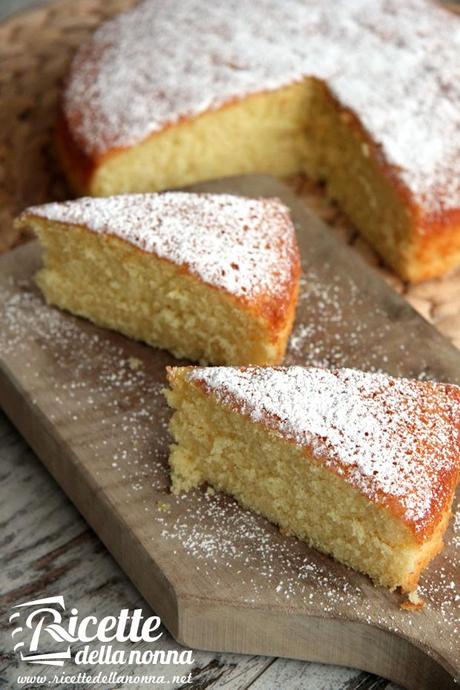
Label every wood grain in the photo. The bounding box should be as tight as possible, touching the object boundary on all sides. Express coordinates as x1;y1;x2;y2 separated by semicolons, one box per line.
0;175;458;690
0;408;275;689
0;404;400;690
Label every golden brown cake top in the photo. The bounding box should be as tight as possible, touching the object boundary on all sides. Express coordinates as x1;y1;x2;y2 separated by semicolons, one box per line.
182;366;460;539
63;0;460;215
22;192;300;325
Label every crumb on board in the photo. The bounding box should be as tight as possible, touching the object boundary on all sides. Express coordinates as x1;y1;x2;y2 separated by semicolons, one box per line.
128;356;142;370
400;590;425;611
1;262;458;660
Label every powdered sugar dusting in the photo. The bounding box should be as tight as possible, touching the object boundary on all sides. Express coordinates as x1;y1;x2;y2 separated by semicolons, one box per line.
65;0;460;212
0;264;458;655
23;192;298;304
188;366;460;531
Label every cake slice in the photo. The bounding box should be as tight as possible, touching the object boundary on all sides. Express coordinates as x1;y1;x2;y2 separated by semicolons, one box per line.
16;193;300;365
165;366;460;591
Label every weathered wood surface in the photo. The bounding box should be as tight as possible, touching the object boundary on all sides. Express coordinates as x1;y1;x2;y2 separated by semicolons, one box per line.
0;1;458;689
0;408;400;690
0;175;458;690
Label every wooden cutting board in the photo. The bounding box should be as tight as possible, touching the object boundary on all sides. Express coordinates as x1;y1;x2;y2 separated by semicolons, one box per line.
0;175;458;690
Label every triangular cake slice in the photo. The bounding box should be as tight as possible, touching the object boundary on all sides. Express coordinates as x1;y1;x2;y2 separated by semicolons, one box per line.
165;366;460;591
16;193;300;365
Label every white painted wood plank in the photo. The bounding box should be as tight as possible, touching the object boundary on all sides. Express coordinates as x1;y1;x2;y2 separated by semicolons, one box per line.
245;658;392;690
0;410;272;689
1;174;459;689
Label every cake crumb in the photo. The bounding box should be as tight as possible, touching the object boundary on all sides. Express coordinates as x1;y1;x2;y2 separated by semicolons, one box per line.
400;590;425;611
128;356;142;370
63;0;460;213
1;255;457;660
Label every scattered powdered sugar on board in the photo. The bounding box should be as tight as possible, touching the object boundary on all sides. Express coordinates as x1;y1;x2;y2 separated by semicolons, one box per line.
21;192;299;305
157;489;364;608
453;510;460;551
156;484;459;656
416;507;460;640
64;0;460;211
287;272;383;369
188;366;460;533
0;268;458;658
285;269;437;380
288;272;377;362
0;275;171;494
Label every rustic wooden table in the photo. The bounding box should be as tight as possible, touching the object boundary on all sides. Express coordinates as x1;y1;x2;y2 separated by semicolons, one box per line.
0;404;402;690
0;1;457;689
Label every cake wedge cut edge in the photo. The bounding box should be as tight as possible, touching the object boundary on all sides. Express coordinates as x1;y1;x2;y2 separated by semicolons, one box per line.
58;0;460;282
15;192;300;366
165;366;460;591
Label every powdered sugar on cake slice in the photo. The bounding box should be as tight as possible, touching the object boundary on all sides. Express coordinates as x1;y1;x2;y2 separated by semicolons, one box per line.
23;192;298;305
188;366;460;534
64;0;460;212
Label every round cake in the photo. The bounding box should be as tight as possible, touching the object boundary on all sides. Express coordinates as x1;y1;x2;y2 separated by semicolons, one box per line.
57;0;460;282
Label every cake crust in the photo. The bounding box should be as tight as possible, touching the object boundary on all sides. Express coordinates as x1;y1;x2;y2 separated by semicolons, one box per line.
57;0;460;283
17;192;301;333
166;365;460;590
16;193;300;365
174;366;460;542
61;0;460;210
